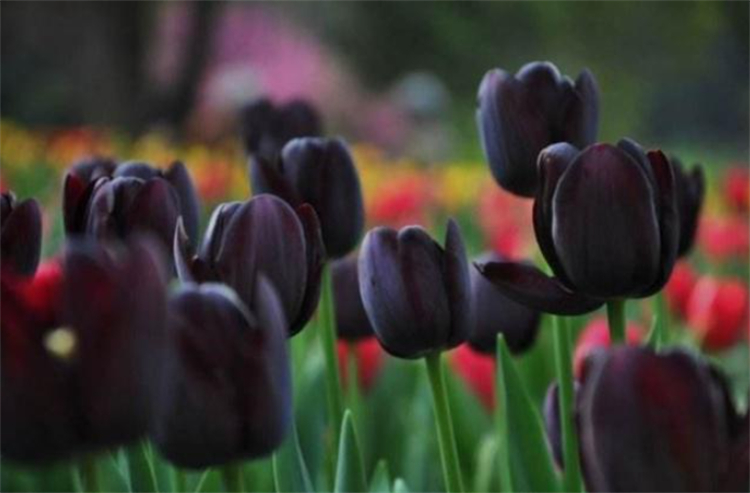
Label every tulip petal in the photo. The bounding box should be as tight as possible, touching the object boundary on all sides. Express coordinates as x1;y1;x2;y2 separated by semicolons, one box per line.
1;199;42;276
477;261;603;315
63;173;96;234
288;204;325;336
332;255;373;340
552;144;662;298
164;161;201;247
443;218;472;349
563;69;599;147
174;218;196;283
248;155;299;203
126;178;182;251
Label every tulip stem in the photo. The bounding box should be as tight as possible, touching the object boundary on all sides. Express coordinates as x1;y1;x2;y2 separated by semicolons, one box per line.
220;464;245;492
553;316;584;492
319;267;345;460
425;352;464;493
606;300;626;344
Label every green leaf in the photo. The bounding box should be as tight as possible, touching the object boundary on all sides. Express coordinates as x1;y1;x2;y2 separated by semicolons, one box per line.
496;334;560;492
369;460;391;493
647;292;669;350
334;410;367;493
126;441;159;492
392;478;410;493
273;420;314;493
472;436;499;493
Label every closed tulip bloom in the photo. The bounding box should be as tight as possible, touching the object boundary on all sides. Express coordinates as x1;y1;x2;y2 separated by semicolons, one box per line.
1;191;42;276
174;194;324;336
476;61;599;197
468;251;541;355
358;219;472;358
577;346;747;492
1;238;167;462
251;137;364;258
543;382;581;469
479;139;678;315
670;156;705;257
240;97;322;160
152;280;291;468
332;254;374;340
64;159;200;247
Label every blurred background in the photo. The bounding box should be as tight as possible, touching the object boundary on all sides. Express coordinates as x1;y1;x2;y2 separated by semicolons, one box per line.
2;1;748;161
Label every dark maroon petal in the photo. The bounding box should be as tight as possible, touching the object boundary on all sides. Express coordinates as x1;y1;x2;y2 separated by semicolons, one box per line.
477;261;603;315
216;195;307;329
84;177;122;240
468;252;541;355
562;69;599;147
174;219;196;283
331;254;373;340
281;137;364;258
114;161;160;180
1;198;42;276
442;219;472;349
199;201;243;271
1;192;14;224
640;150;679;297
125;178;182;252
552;144;661;298
579;347;727;492
288;204;324;336
63;173;95;234
278;99;323;144
543;383;564;469
239;97;278;157
248;155;300;203
164;161;201;247
671;157;705;258
533;143;579;288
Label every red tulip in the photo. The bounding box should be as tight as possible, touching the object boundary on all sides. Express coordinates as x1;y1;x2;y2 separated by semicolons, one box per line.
337;337;384;391
686;276;748;351
698;215;749;263
449;344;495;412
573;317;644;378
665;261;697;320
723;166;749;214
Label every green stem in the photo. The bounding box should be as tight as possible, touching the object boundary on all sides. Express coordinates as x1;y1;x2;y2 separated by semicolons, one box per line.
606;300;626;344
553;316;583;492
79;455;99;492
220;464;245;492
320;266;345;458
425;352;464;493
173;467;186;493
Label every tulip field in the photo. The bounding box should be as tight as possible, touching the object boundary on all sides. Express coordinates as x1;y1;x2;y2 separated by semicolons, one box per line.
1;56;749;493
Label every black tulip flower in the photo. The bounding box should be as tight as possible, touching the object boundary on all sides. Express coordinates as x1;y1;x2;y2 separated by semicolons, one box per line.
479;139;679;315
152;280;291;468
63;159;200;247
476;61;599;197
570;346;749;492
543;382;582;469
1;237;167;463
468;252;541;355
174;194;324;337
250;137;365;258
331;254;374;340
1;191;42;276
240;97;322;160
358;219;472;359
670;156;705;257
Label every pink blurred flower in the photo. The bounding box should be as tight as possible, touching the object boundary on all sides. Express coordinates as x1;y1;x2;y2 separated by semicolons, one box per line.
449;344;495;412
337;337;384;392
698;215;749;263
686;276;748;351
477;185;533;258
665;261;697;320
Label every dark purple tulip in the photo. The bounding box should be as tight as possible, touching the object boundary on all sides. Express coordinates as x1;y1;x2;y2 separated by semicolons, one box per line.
358;219;472;359
251;137;364;258
468;252;541;355
576;346;747;492
1;237;168;463
152;279;291;468
476;61;599;197
240;97;322;160
174;194;324;336
1;191;42;276
543;382;583;470
331;254;374;340
479;139;678;315
670;156;705;257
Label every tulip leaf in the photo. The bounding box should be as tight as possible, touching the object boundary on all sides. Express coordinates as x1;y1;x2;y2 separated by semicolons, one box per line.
392;478;410;493
369;460;392;493
473;435;499;493
334;410;367;493
647;292;668;350
496;335;561;493
126;442;159;492
273;420;314;493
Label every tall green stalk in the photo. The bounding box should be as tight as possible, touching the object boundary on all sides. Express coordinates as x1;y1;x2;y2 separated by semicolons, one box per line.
553;316;583;492
319;267;345;458
606;300;626;344
78;456;99;492
425;352;464;493
220;464;245;492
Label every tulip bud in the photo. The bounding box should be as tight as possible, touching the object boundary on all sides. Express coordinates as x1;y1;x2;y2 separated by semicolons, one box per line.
670;156;705;257
174;194;324;336
476;61;599;197
479;139;679;315
152;280;291;468
358;219;472;358
1;238;168;462
251;137;364;258
449;344;495;412
578;346;746;491
468;252;541;355
332;254;374;340
240;97;322;160
1;191;42;276
686;276;748;351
